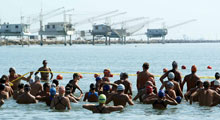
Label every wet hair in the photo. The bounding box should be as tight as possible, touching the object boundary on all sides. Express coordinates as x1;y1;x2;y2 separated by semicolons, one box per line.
52;79;59;86
0;84;5;91
1;75;8;82
18;83;24;89
120;72;128;79
172;61;178;69
9;67;16;73
196;80;203;87
43;83;50;91
203;81;210;89
43;60;47;64
73;73;80;79
90;83;95;90
65;83;73;89
215;72;220;79
24;84;31;92
142;62;149;69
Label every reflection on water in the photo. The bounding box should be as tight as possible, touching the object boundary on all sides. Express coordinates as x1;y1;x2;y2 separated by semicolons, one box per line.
0;43;220;119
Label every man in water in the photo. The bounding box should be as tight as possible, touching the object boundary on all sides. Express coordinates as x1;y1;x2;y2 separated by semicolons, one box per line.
160;72;183;97
83;83;98;102
69;73;83;95
184;80;203;102
144;90;178;109
13;83;24;100
0;84;9;100
211;80;220;93
190;81;220;106
160;61;182;85
105;84;134;106
30;75;43;96
16;84;38;104
113;72;132;97
35;60;53;81
137;62;154;91
0;75;13;97
181;65;200;91
83;94;124;113
8;67;33;90
211;72;220;88
50;86;71;110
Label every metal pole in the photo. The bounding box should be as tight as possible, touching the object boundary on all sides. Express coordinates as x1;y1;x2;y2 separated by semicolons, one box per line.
105;36;107;45
92;35;95;45
69;35;72;46
108;37;111;45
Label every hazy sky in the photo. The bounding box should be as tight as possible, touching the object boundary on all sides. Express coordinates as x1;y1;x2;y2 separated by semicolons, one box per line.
0;0;219;40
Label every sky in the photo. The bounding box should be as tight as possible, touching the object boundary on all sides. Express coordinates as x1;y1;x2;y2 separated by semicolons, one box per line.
0;0;219;40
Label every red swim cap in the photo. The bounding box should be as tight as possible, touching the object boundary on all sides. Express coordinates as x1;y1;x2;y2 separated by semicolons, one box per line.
146;86;153;94
191;65;197;72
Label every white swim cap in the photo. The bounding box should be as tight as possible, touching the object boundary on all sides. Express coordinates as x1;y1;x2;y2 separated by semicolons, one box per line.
168;72;175;79
167;81;174;88
117;84;125;91
29;79;34;84
214;80;220;86
35;75;40;81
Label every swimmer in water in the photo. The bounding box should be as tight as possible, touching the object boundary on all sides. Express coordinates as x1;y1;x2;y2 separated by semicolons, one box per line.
0;84;9;100
144;90;178;109
181;65;200;91
16;84;38;104
210;72;220;88
68;73;83;95
83;83;98;102
83;94;124;113
35;60;53;81
30;75;43;96
106;84;134;107
184;80;203;102
50;86;71;110
160;61;182;85
13;83;24;100
190;81;220;106
0;75;13;97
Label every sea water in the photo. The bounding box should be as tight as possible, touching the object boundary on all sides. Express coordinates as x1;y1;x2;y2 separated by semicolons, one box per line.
0;43;219;120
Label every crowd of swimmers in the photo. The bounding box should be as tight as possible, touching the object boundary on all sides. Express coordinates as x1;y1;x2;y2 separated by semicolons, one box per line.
0;60;220;113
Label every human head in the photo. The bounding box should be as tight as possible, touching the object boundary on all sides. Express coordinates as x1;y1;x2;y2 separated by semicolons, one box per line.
73;73;80;80
117;84;125;92
103;69;111;76
176;96;182;104
1;75;8;83
142;62;149;70
191;65;197;73
215;72;220;79
196;80;203;88
214;80;220;87
146;86;153;94
98;94;106;104
50;87;56;96
168;72;175;80
172;61;178;69
24;84;31;92
0;84;5;91
158;90;165;98
145;81;153;87
18;83;24;90
203;81;210;89
59;86;65;95
103;85;110;92
43;83;50;92
90;83;95;91
52;79;59;87
167;81;174;89
96;77;101;82
42;60;47;66
35;75;40;82
120;72;128;80
9;67;16;75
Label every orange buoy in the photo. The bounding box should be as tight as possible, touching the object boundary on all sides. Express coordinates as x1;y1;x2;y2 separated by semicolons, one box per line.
181;65;186;70
79;74;83;79
136;71;140;74
56;74;63;80
109;74;113;77
207;66;212;69
163;68;168;73
94;73;99;78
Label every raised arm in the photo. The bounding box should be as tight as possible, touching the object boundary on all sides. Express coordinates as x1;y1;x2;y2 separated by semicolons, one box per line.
160;72;168;83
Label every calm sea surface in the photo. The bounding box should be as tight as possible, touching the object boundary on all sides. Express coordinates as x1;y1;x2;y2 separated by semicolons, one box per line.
0;43;219;120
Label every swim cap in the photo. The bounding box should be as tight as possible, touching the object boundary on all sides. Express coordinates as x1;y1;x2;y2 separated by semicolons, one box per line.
172;61;178;66
59;86;65;94
56;74;63;80
167;81;174;88
94;74;99;78
98;94;106;104
146;81;153;86
215;72;220;79
146;86;153;94
96;77;101;82
35;75;40;81
9;67;16;72
168;72;175;79
214;80;220;86
29;78;34;84
117;84;125;91
51;83;56;88
176;96;182;103
163;68;168;73
50;87;56;96
191;65;197;72
90;83;95;90
103;85;110;91
158;90;165;98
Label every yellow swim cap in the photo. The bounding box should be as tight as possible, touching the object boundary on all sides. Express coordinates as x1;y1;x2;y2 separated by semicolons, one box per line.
98;94;106;104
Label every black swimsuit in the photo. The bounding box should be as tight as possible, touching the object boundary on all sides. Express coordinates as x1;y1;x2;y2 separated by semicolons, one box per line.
54;97;66;107
153;100;167;108
95;106;105;113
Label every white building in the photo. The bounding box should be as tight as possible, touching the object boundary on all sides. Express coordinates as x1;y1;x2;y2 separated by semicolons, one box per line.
0;23;30;36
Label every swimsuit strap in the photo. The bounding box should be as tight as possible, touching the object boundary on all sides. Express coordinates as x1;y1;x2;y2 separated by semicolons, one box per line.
54;96;66;107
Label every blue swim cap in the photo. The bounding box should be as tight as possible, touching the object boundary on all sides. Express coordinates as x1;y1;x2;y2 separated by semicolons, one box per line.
176;96;182;103
50;87;56;96
158;90;165;98
96;77;101;82
103;85;110;91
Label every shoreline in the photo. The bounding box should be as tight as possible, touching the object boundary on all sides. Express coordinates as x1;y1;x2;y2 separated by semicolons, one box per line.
0;39;220;46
